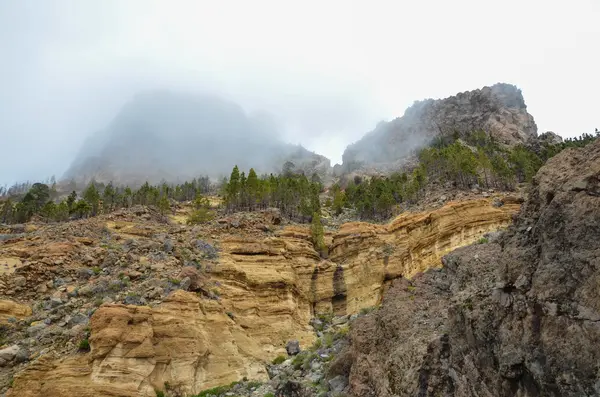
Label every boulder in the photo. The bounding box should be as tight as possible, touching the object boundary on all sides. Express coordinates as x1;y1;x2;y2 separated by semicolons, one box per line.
286;340;300;356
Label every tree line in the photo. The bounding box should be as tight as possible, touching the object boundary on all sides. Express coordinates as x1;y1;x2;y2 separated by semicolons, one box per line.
331;130;599;221
1;130;597;225
223;165;322;221
0;177;213;224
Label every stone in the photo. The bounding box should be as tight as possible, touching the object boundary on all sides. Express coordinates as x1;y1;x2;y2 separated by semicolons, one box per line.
123;294;144;305
328;375;348;393
77;285;93;297
27;322;47;336
77;268;94;280
67;313;89;327
14;347;29;363
0;345;19;363
14;276;26;287
179;277;192;291
0;300;32;323
177;266;206;291
286;340;300;356
49;297;63;308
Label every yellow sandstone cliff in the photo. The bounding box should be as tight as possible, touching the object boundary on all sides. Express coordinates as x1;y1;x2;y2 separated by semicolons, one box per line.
7;198;519;396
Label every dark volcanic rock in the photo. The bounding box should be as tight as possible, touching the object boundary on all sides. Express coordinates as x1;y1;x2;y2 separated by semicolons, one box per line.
336;139;600;397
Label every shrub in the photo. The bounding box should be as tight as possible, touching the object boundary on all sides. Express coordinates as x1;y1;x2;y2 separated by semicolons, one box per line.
272;355;287;365
78;338;90;351
477;237;489;244
359;306;375;315
311;338;322;351
187;207;215;225
193;381;239;397
246;381;262;389
155;391;165;397
335;325;350;339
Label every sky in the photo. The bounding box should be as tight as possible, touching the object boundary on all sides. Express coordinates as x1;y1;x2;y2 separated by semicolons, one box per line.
1;0;599;186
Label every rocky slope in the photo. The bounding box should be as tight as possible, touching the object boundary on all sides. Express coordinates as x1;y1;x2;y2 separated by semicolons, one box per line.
64;91;330;185
341;83;538;173
0;193;518;396
335;138;600;396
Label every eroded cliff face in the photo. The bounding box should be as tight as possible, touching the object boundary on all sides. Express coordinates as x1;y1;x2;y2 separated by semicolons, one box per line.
337;139;600;397
3;198;519;396
9;291;267;397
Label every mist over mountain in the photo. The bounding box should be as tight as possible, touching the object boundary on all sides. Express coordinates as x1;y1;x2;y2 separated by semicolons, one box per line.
341;83;538;173
64;91;330;185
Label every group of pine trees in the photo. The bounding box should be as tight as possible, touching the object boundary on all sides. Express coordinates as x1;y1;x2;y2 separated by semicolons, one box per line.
0;177;213;224
223;165;322;221
332;130;600;221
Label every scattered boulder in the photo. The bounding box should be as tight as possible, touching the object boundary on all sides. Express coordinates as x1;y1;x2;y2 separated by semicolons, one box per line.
286;340;301;356
176;266;206;292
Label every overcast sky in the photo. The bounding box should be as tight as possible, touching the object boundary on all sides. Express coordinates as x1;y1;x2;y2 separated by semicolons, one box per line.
1;0;599;186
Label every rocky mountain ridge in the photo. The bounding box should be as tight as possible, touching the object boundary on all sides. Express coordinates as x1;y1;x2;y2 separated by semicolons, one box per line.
341;83;538;174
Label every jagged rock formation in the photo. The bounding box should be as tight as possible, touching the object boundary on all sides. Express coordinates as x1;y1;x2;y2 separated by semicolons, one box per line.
342;83;538;173
3;197;518;396
336;139;600;396
64;91;330;185
538;131;563;145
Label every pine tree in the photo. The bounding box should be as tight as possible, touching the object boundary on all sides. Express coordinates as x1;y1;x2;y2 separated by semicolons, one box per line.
310;212;327;257
158;195;170;216
247;168;259;209
66;191;77;213
103;183;116;212
83;182;100;216
227;165;241;210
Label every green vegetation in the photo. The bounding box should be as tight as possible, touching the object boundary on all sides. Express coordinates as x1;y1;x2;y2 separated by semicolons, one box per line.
272;355;287;365
78;338;90;351
340;130;599;221
1;131;596;225
0;176;212;224
223;165;322;221
310;211;327;256
192;381;239;397
359;306;376;315
187;194;215;224
477;237;489;244
155;390;165;397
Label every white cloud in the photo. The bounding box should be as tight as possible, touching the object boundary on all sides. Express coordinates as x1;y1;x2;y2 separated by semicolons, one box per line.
1;0;599;183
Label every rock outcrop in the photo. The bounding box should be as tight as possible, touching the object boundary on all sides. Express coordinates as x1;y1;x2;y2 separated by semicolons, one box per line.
337;139;600;396
3;197;519;396
342;83;538;173
9;290;268;397
0;299;31;323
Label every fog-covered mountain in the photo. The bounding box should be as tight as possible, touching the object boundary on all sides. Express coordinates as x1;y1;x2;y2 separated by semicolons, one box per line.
64;91;330;185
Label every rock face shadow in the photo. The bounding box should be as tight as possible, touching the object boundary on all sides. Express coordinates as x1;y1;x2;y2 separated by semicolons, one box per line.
332;265;347;316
